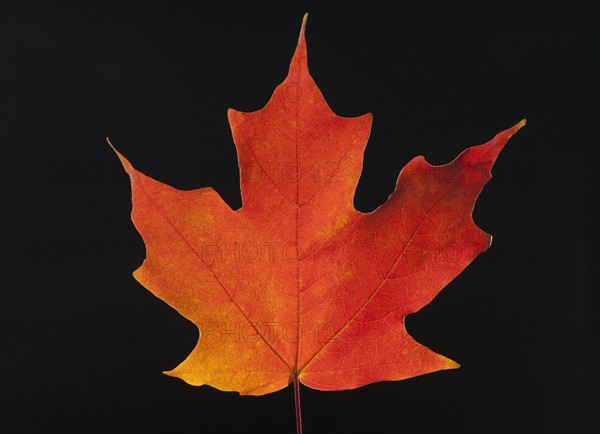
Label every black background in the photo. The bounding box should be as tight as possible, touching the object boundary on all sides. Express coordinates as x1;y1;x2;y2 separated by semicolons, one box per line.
1;1;598;433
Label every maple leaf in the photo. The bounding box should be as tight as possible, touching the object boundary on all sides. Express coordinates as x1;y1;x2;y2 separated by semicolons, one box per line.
110;14;524;398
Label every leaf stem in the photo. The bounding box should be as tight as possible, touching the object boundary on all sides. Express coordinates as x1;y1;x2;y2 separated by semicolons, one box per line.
294;376;303;434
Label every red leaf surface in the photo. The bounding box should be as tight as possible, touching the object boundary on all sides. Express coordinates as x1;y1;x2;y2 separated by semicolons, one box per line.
112;15;524;396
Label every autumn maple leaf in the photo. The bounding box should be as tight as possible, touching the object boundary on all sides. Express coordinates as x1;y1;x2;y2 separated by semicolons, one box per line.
110;12;524;412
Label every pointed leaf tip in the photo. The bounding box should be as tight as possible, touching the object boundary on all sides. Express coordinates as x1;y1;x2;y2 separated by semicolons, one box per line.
489;119;526;159
299;13;308;41
506;118;526;140
106;137;134;176
106;136;116;153
289;13;308;73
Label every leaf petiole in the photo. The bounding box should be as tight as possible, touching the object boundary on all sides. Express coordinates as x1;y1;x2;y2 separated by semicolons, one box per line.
294;376;303;434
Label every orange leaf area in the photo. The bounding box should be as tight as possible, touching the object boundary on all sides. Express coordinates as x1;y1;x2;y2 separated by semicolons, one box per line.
112;14;524;396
